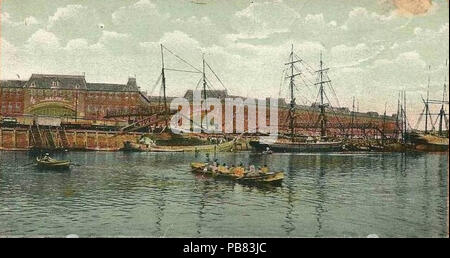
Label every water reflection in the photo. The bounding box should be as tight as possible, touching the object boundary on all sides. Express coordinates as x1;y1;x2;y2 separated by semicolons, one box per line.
0;151;447;237
314;155;327;237
282;154;295;236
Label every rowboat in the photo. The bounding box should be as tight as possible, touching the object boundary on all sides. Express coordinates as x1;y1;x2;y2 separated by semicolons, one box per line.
190;162;284;186
36;157;71;170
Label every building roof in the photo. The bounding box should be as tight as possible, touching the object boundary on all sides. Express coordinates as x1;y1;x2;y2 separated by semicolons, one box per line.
85;77;139;92
183;89;229;101
0;80;26;88
87;82;138;92
1;74;141;92
24;74;87;90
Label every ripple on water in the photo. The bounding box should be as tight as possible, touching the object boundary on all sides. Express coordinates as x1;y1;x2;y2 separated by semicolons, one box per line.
0;151;447;237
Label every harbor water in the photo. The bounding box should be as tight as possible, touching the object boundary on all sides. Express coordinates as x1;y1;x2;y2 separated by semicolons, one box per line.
0;151;447;237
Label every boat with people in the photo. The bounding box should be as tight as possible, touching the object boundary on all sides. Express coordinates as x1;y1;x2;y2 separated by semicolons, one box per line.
190;157;284;186
36;153;71;170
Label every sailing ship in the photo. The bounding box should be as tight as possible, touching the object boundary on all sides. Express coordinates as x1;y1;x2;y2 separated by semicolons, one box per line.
120;44;237;152
408;63;449;152
250;45;343;152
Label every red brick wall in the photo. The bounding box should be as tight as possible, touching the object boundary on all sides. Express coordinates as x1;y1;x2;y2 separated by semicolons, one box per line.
0;88;25;116
84;91;144;120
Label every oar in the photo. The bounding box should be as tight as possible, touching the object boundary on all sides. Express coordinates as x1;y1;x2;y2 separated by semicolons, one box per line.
21;162;36;167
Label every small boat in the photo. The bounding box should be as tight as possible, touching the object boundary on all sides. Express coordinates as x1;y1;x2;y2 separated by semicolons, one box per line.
190;162;284;186
36;157;71;169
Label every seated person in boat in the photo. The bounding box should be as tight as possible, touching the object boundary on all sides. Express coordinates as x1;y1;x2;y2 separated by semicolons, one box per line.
217;163;230;174
234;163;245;177
246;165;261;177
42;153;51;162
210;161;218;173
260;164;269;173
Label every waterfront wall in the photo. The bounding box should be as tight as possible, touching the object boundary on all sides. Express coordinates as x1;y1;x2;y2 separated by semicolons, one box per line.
0;127;141;151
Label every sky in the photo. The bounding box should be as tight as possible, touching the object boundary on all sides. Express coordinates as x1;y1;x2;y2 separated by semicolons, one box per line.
1;0;449;127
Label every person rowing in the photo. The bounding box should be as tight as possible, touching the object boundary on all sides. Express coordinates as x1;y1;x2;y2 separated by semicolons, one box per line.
42;153;52;162
217;163;230;174
246;165;261;177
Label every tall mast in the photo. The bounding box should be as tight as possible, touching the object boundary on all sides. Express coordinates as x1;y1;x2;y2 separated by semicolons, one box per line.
424;65;430;134
403;90;407;142
289;45;295;139
400;91;404;142
396;92;400;140
315;52;330;138
202;54;208;132
438;60;447;136
283;44;302;140
382;102;386;145
160;44;168;126
351;96;355;138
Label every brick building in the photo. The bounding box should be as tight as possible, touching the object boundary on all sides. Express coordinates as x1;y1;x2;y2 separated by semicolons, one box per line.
0;74;149;121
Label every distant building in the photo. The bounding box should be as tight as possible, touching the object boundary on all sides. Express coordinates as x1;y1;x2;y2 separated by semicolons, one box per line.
0;74;149;120
366;111;379;117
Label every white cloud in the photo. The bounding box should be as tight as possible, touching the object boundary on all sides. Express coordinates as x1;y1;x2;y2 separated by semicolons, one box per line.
48;5;87;29
1;12;39;26
111;0;168;42
1;38;16;52
330;43;385;68
64;38;89;50
304;13;325;25
26;29;60;50
1;12;12;23
24;16;39;26
229;1;299;40
160;30;201;51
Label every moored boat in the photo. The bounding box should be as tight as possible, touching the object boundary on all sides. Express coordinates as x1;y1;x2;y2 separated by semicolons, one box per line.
250;139;343;153
408;132;449;152
122;136;237;152
36;157;71;169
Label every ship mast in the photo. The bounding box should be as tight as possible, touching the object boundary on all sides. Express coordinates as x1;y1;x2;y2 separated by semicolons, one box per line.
202;54;208;132
424;65;431;134
351;96;355;138
382;102;386;145
315;52;331;138
285;44;300;140
289;46;295;139
160;44;168;127
396;92;401;140
403;90;407;143
438;60;448;136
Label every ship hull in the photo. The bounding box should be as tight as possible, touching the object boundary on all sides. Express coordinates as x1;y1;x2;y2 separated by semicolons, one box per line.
408;132;449;152
249;140;343;152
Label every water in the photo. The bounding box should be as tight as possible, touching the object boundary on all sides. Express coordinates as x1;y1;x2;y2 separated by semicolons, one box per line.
0;151;447;237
